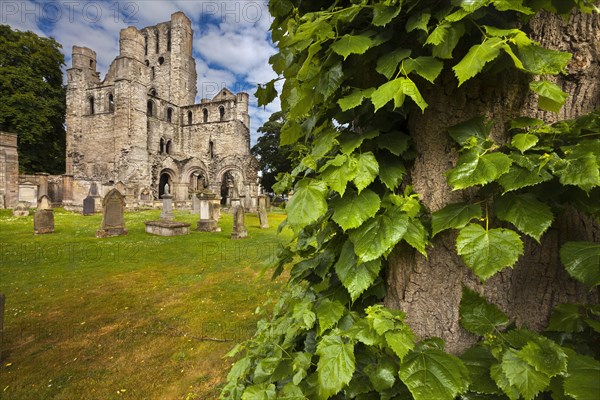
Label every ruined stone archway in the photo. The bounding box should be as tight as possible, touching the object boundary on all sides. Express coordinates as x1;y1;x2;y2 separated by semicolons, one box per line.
158;168;176;198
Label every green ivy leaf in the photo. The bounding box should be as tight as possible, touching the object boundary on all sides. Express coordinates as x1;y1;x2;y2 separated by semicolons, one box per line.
281;383;306;399
431;202;483;237
448;116;492;146
495;193;554;242
371;78;404;111
331;189;381;231
286;179;328;228
404;57;444;84
280;120;304;146
349;206;409;262
256;79;278;107
554;147;600;192
385;325;415;361
447;150;512;190
331;34;373;60
334;241;382;301
378;132;410;156
316;299;346;333
339;130;378;155
321;156;358;196
399;78;428;111
365;358;397;391
492;0;534;14
491;363;521;400
547;303;587;333
517;45;572;75
530;80;568;113
456;224;524;282
316;333;356;398
453;37;504;86
372;4;401;26
404;219;429;256
353;152;379;192
406;11;431;33
378;157;406;190
376;48;412;80
563;349;600;400
338;88;375;111
426;23;449;46
511;133;539;153
560;242;600;287
461;346;503;395
398;346;470;400
501;349;551;400
459;287;509;336
316;62;343;100
497;165;552;192
518;336;567;378
432;22;466;59
241;383;277;400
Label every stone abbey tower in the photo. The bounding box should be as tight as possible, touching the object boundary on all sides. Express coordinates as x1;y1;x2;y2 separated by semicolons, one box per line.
64;11;258;207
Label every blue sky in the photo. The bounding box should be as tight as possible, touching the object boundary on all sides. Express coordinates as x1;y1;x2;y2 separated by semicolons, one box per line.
1;0;281;144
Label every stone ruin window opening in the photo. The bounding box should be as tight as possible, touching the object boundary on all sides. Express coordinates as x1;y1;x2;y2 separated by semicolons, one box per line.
89;59;93;68
219;106;225;122
88;96;95;114
158;172;172;198
149;88;157;97
158;56;164;65
220;170;239;205
166;28;171;51
155;29;160;53
166;107;173;123
190;172;205;191
108;93;114;112
203;108;208;123
147;100;154;117
187;111;193;125
159;138;165;154
151;66;155;79
166;140;173;155
145;60;149;66
144;34;148;55
209;140;214;158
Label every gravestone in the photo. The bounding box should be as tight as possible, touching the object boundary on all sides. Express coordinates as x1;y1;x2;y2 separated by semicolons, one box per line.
12;201;30;217
83;195;95;215
196;192;218;232
34;195;55;234
191;193;201;214
231;204;247;239
160;193;174;221
96;189;128;237
230;197;241;213
258;195;269;229
211;196;221;231
37;195;52;210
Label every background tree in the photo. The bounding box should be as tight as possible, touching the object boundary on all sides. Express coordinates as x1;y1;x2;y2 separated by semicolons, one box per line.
0;25;66;174
252;111;294;193
223;1;599;399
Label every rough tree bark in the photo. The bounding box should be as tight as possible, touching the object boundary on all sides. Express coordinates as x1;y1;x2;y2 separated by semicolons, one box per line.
384;10;600;354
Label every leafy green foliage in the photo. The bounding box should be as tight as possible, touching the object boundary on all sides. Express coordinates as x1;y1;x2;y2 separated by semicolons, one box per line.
560;242;600;287
0;25;66;173
223;1;600;399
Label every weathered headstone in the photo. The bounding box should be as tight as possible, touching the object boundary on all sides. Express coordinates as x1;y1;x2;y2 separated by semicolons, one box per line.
83;195;96;215
37;195;52;210
12;201;30;217
191;193;201;214
115;181;126;194
96;189;128;237
196;192;218;232
160;193;174;221
231;204;247;239
34;195;55;234
258;195;269;229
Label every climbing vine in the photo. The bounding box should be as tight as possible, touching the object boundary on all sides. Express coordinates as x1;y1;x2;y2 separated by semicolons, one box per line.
221;0;600;399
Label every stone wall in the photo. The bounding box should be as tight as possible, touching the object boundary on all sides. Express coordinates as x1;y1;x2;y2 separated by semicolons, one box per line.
0;132;19;208
65;11;258;206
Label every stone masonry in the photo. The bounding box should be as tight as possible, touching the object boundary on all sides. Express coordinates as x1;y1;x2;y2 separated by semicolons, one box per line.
0;132;19;208
65;12;258;207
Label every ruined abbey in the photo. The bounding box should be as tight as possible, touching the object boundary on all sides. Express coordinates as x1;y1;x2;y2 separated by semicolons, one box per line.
64;11;258;208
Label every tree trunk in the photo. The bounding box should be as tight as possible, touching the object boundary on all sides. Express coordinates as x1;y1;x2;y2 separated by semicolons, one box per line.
384;10;600;354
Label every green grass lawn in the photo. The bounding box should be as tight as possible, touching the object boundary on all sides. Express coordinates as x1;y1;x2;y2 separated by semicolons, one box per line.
0;208;289;399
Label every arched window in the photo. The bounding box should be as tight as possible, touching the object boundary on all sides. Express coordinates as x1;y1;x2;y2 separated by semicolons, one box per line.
108;93;114;112
89;96;95;114
144;34;148;55
159;138;165;154
203;108;208;123
187;111;193;125
149;88;157;97
166;107;173;123
147;100;154;117
166;140;172;155
155;29;160;53
89;59;94;68
166;29;171;51
209;140;214;159
219;106;225;122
